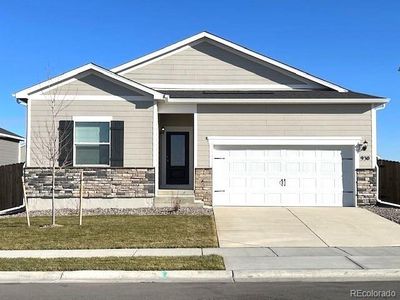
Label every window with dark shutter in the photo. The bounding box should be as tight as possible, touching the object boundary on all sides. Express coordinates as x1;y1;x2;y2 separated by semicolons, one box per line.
110;121;124;167
58;120;74;167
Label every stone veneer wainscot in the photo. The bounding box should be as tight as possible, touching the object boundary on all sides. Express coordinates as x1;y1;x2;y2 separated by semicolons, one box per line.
24;167;155;199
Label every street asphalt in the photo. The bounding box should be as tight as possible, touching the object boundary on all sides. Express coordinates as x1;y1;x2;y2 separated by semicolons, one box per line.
0;282;399;299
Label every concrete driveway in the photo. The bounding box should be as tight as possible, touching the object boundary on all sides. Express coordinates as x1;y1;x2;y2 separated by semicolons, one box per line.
214;207;400;247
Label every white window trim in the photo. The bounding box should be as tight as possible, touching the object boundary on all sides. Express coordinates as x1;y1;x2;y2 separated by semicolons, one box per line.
73;116;113;122
73;118;112;167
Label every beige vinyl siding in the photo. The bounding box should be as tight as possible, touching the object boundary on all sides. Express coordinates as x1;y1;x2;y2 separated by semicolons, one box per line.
29;99;154;167
41;73;146;96
0;139;20;166
123;42;318;86
197;104;373;168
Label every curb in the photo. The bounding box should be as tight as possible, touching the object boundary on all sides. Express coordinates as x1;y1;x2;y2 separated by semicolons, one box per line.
0;271;233;283
1;269;400;283
233;269;400;282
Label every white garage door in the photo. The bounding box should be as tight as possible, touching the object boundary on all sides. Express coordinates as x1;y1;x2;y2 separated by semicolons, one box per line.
213;146;355;207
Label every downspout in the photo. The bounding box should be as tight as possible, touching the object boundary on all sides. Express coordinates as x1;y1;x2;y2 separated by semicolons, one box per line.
374;104;399;207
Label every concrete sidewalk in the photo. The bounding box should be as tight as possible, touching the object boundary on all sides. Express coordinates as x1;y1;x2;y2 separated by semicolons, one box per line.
1;247;400;271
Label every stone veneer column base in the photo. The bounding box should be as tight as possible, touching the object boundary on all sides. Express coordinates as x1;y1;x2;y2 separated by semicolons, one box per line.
356;168;377;206
194;168;212;206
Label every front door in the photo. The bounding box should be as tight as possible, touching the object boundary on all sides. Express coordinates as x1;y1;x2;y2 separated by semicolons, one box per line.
166;132;189;185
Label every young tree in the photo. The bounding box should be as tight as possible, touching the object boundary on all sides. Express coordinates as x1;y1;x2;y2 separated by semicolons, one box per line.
31;80;73;226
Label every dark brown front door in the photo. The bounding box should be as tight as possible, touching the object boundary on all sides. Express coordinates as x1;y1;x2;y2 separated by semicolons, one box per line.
166;132;189;185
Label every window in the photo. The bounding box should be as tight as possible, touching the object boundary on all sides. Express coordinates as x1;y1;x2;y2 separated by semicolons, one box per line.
74;122;110;166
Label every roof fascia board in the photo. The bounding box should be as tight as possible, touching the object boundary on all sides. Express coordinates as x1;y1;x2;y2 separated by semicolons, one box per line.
0;133;25;141
14;63;165;100
111;32;347;92
166;98;389;104
112;32;207;73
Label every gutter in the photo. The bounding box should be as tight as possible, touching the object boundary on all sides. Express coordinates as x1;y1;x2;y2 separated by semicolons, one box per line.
166;98;389;104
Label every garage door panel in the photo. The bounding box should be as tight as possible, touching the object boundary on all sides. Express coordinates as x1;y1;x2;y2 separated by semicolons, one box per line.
248;193;266;206
268;162;282;173
250;177;266;189
248;162;265;173
266;193;282;205
286;162;301;172
213;146;355;207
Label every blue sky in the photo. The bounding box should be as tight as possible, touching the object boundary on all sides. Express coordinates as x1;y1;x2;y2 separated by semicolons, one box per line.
1;1;399;160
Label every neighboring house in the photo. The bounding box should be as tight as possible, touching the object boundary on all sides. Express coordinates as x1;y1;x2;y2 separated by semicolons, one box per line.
14;32;388;210
0;128;25;166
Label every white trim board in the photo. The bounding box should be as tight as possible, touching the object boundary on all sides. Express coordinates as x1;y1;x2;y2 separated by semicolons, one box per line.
28;95;154;101
167;98;388;104
14;63;166;100
112;32;348;92
0;133;25;141
73;116;113;122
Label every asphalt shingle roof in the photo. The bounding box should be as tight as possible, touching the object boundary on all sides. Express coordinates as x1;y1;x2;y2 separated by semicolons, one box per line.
0;128;24;140
160;90;384;99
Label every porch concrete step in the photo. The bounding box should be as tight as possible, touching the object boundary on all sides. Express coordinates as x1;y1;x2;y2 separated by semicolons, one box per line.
157;189;195;196
154;193;203;208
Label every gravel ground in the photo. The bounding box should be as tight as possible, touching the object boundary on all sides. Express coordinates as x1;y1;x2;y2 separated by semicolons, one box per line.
364;204;400;224
0;207;214;218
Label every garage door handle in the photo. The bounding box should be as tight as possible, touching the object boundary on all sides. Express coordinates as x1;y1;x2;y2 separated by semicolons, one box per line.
214;190;225;192
279;179;287;187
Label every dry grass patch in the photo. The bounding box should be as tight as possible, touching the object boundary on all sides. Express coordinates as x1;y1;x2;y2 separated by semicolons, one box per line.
0;215;218;249
0;255;224;271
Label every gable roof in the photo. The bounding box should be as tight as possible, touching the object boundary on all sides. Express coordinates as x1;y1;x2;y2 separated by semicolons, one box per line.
0;128;24;141
112;32;348;93
14;63;166;101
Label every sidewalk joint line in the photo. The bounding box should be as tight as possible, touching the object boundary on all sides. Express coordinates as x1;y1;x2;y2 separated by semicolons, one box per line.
268;247;279;257
286;208;329;247
345;255;365;270
336;247;352;256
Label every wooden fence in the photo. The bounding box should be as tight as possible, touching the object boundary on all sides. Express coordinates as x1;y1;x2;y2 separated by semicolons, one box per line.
0;163;24;212
378;159;400;206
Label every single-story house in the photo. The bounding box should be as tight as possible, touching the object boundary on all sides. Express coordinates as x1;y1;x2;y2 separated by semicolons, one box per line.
14;32;388;210
0;128;25;166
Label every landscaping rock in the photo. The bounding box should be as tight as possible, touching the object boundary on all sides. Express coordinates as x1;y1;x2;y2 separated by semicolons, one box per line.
364;205;400;225
0;207;213;218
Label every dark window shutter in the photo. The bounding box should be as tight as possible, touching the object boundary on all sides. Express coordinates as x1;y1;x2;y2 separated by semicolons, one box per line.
58;120;74;167
111;121;124;167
